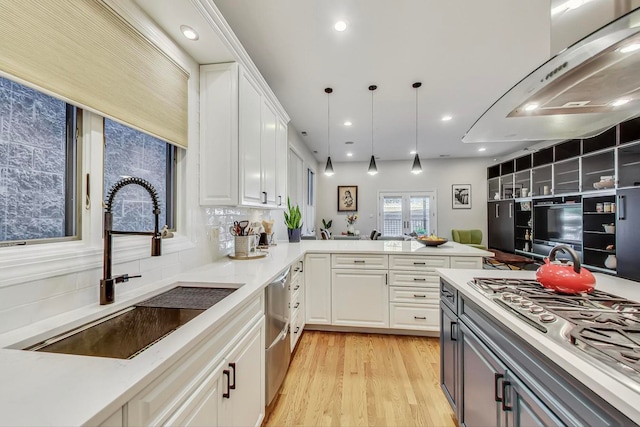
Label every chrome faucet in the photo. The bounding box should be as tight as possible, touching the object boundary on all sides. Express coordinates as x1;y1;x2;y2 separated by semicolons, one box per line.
100;177;162;305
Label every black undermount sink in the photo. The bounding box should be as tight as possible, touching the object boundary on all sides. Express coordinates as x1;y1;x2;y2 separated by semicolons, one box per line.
25;286;237;359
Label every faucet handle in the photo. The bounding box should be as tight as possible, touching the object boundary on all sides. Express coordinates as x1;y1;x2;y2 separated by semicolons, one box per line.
115;274;142;284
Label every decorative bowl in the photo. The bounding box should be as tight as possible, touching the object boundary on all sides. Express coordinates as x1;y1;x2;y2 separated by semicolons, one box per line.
416;237;448;247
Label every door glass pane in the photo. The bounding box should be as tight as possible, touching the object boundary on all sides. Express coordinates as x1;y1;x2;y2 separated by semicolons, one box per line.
410;196;430;234
382;196;402;235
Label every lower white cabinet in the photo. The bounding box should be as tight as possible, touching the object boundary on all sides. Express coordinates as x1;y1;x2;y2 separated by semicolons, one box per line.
126;296;264;427
389;303;440;331
332;269;389;328
305;253;331;325
450;256;482;269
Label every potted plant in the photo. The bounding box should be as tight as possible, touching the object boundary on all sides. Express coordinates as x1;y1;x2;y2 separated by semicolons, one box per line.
321;218;333;237
284;197;302;242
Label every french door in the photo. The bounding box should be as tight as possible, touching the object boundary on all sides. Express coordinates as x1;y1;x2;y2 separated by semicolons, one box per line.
378;191;437;236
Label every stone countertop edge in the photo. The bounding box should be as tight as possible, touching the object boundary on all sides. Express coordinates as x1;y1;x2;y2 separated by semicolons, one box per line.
435;268;640;425
0;240;489;426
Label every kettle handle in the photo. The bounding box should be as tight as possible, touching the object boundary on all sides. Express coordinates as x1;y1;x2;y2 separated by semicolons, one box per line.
548;245;581;274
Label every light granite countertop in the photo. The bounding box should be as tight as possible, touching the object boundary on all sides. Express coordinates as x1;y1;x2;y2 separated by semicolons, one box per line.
0;241;488;426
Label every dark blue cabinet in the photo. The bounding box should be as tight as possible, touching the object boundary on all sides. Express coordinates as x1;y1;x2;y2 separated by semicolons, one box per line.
440;304;458;412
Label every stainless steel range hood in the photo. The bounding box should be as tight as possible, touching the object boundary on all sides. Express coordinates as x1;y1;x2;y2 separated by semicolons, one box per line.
463;7;640;143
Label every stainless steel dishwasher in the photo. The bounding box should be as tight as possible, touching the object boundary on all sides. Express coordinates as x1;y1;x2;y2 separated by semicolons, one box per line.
265;267;291;406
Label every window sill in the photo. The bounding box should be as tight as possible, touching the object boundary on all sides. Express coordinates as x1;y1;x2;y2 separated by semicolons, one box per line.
0;235;195;288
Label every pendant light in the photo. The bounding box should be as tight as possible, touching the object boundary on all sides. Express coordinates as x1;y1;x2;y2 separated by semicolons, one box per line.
411;82;423;174
324;87;334;176
368;85;378;175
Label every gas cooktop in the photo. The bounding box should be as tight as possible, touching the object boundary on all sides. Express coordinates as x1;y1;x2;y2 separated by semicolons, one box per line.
468;277;640;385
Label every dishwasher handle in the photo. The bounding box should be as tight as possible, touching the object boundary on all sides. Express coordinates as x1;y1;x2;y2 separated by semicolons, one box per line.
266;324;289;351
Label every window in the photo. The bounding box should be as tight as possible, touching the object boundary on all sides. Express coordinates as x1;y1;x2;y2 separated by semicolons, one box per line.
0;76;77;244
103;119;176;232
379;191;437;236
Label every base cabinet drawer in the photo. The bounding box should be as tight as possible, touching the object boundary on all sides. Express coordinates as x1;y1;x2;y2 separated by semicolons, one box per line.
450;256;482;269
390;303;439;331
389;255;449;271
389;286;439;304
331;254;388;269
389;271;439;287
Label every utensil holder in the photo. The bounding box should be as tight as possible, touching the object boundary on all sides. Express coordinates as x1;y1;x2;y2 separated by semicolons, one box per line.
234;235;255;257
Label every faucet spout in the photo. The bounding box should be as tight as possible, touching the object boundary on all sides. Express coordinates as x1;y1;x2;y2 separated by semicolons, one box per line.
100;177;162;305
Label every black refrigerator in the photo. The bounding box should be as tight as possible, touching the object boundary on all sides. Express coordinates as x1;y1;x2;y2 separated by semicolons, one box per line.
616;188;640;281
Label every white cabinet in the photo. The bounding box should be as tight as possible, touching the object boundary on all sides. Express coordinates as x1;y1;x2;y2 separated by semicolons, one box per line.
305;253;331;325
199;63;238;206
332;269;389;328
127;296;264;427
290;257;305;351
260;98;277;206
331;254;388;269
450;256;483;269
275;117;288;207
219;321;265;427
200;62;288;208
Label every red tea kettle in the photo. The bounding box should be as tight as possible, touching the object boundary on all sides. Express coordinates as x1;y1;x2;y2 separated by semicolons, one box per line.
536;245;595;294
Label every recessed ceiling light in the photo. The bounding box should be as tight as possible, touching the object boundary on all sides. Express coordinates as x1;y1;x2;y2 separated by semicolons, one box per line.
344;121;352;126
441;115;452;121
620;43;640;54
334;21;347;32
180;25;199;41
478;148;486;152
524;103;539;111
347;152;353;157
611;98;630;107
410;150;416;155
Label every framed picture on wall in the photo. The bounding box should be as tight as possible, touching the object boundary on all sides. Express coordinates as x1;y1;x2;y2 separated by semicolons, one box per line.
452;184;471;209
337;185;358;212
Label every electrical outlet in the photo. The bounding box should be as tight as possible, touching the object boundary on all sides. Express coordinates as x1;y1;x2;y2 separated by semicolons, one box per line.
209;227;219;241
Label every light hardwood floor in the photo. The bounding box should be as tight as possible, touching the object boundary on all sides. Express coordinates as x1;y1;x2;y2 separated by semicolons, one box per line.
264;331;457;427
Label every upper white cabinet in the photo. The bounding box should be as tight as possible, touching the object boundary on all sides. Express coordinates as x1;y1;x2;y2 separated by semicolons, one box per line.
200;62;288;208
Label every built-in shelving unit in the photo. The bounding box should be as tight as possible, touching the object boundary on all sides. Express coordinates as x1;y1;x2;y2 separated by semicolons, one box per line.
582;194;616;273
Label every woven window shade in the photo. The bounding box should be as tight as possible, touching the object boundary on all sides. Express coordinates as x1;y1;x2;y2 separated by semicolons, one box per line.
0;0;188;148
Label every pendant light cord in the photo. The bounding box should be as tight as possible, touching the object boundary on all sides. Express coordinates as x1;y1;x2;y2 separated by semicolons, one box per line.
415;86;418;152
325;87;332;157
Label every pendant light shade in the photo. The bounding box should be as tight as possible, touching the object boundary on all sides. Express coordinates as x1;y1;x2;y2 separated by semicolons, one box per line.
324;87;334;176
411;82;423;174
368;85;378;175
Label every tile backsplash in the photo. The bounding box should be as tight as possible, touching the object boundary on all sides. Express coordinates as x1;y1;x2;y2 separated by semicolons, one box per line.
202;207;272;258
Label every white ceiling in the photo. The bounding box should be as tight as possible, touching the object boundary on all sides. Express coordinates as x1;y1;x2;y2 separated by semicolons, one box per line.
135;0;568;163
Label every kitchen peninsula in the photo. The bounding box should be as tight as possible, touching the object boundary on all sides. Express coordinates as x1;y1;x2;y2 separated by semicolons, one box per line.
0;241;489;426
438;268;640;425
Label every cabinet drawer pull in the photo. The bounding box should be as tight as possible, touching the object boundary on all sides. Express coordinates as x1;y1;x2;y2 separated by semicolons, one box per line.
414;316;427;320
228;362;236;390
413;262;426;265
294;285;300;291
353;260;366;264
413;278;426;281
413;294;427;298
299;261;304;272
450;321;457;341
294;302;300;309
223;369;231;398
494;373;504;402
294;326;300;334
501;380;512;411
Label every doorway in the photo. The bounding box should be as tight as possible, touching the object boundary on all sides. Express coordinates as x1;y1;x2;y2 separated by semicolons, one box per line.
378;191;437;236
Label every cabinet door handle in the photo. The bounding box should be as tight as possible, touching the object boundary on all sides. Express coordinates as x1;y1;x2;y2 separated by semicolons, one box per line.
228;362;236;390
294;326;300;334
385;273;388;285
299;261;304;273
618;195;626;220
450;321;457;341
413;294;427;298
294;302;300;309
501;380;512;411
413;277;426;281
413;262;426;265
494;373;504;402
223;369;231;398
509;203;513;218
262;191;267;204
495;203;499;218
353;260;365;264
278;195;282;206
414;316;426;320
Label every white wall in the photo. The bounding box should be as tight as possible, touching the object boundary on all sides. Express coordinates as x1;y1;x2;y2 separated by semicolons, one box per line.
316;158;491;245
